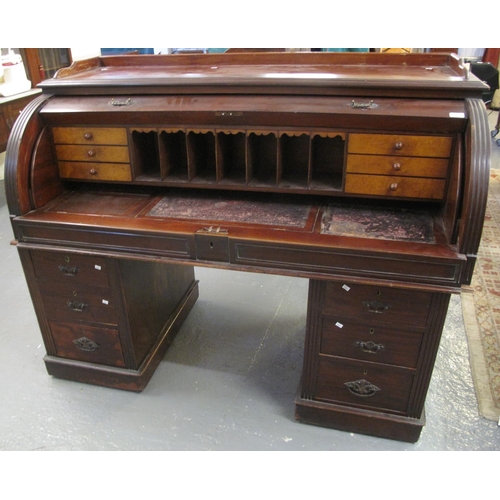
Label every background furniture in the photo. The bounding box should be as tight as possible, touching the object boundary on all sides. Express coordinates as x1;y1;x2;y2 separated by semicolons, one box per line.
0;89;41;153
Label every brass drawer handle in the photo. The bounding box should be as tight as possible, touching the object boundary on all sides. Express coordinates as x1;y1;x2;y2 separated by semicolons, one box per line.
363;300;390;313
355;340;385;354
89;168;98;175
390;182;398;191
58;265;78;276
350;99;378;109
394;141;404;150
67;300;88;312
87;149;96;157
392;162;401;171
84;132;93;140
344;379;381;397
110;98;132;107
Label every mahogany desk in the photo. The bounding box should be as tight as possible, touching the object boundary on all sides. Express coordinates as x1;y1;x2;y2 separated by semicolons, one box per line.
4;52;491;442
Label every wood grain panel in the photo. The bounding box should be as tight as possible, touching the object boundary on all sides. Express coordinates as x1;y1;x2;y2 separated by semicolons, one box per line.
52;126;128;145
58;161;132;181
348;134;452;157
346;154;449;178
345;174;446;199
55;144;129;163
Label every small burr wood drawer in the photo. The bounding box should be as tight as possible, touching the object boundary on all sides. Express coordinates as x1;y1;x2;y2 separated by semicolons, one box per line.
346;155;449;178
30;250;110;287
52;127;128;145
55;145;130;163
344;174;446;199
38;282;118;325
315;355;415;413
58;161;132;181
347;134;452;157
320;316;424;368
323;282;432;329
48;320;126;367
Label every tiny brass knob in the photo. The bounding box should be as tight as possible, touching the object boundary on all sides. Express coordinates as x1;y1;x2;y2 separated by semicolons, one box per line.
394;142;403;150
89;168;98;175
84;132;93;140
390;183;398;191
87;149;96;157
393;162;401;171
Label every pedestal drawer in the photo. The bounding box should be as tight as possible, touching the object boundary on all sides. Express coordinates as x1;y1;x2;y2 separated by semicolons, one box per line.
49;320;125;367
315;355;414;413
38;282;118;325
320;316;423;368
323;282;432;328
30;250;110;287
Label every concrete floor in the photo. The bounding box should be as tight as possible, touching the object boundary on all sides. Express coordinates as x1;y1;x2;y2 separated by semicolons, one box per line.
0;114;499;453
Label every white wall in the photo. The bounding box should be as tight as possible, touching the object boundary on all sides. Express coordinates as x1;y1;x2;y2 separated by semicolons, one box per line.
70;48;101;61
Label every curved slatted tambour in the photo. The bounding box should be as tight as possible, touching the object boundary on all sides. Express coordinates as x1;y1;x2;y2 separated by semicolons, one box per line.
459;98;491;284
5;94;53;217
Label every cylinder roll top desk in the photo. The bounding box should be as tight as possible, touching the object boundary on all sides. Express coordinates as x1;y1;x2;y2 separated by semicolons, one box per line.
4;52;491;442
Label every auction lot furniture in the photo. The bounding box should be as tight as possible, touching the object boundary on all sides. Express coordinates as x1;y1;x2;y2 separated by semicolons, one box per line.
5;52;490;442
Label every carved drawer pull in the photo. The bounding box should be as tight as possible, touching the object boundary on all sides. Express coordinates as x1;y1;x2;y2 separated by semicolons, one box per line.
84;132;93;140
58;265;78;276
344;379;381;397
73;337;100;352
67;300;88;312
355;340;385;354
362;300;390;313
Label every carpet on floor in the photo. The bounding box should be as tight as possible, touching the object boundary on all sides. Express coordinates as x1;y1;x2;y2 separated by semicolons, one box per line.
462;168;500;421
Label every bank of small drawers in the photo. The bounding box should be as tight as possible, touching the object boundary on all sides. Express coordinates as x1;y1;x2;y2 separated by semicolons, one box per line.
313;281;432;414
29;250;126;367
345;133;452;200
52;127;132;182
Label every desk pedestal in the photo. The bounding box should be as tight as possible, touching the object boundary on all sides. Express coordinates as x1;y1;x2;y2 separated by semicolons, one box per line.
295;279;450;442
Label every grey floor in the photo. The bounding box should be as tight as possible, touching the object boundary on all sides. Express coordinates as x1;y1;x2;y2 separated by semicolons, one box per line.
0;113;499;452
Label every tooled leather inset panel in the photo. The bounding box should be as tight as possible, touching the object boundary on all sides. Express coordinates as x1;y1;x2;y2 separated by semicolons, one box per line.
321;203;436;243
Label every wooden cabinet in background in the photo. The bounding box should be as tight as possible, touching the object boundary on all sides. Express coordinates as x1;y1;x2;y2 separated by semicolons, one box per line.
0;90;41;153
20;49;72;88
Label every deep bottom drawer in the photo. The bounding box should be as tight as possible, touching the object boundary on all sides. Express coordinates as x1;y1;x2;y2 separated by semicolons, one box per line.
49;321;126;367
315;356;415;413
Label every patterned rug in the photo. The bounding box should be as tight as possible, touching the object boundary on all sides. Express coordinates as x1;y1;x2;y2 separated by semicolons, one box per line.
462;168;500;421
